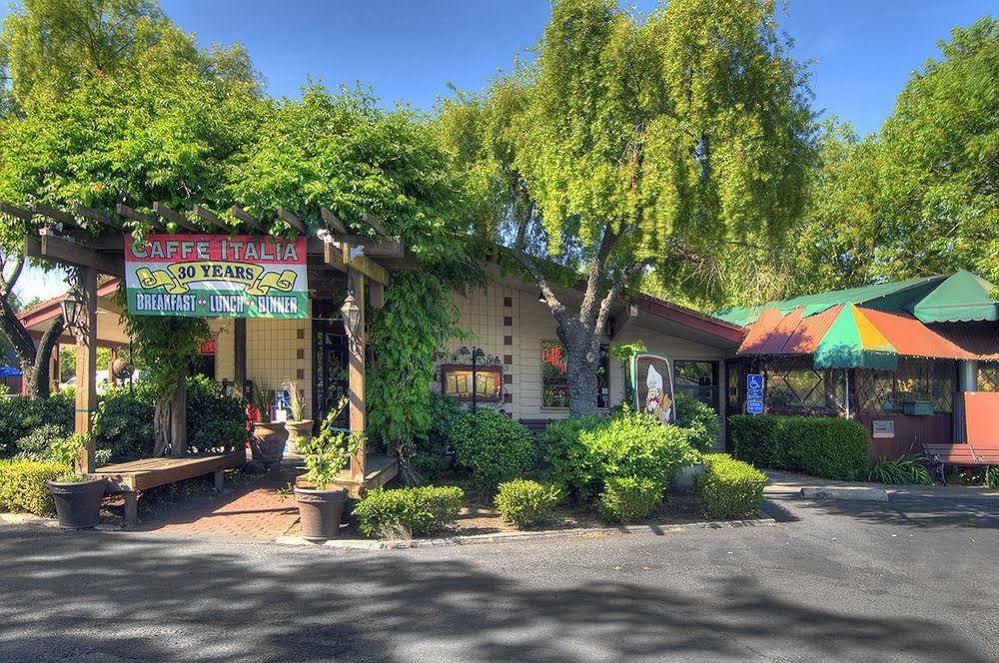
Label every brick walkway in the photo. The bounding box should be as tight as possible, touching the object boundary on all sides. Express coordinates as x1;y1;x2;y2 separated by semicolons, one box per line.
138;470;301;541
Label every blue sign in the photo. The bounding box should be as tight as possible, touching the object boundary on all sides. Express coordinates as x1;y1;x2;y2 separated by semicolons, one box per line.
746;373;764;415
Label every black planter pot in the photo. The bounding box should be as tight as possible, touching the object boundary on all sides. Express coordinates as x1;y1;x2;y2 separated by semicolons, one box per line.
295;486;348;541
47;477;107;529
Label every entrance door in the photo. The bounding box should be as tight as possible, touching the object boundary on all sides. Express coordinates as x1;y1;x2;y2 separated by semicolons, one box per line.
312;307;348;430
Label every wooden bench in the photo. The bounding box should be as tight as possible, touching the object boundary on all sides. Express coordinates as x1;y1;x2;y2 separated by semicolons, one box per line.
91;451;246;528
923;392;999;483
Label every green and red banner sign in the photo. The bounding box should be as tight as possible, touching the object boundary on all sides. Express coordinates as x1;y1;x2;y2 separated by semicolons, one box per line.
124;233;309;319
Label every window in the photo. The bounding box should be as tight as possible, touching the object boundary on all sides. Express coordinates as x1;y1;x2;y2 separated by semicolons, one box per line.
674;360;720;412
441;364;502;401
541;340;609;408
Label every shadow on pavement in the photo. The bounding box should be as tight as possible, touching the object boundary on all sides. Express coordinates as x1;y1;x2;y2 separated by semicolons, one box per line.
789;494;999;530
0;527;992;662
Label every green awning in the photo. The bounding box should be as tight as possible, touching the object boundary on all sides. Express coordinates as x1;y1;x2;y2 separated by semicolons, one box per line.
913;270;999;323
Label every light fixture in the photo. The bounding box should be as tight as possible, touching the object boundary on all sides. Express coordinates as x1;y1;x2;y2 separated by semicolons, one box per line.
340;292;361;337
61;290;82;331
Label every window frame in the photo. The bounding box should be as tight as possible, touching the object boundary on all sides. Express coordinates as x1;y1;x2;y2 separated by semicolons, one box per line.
540;339;610;410
440;363;503;403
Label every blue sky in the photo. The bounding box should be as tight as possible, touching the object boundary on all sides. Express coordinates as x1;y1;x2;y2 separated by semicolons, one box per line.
4;0;995;301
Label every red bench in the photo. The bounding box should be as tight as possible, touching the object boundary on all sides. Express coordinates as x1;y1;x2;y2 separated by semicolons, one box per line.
923;393;999;483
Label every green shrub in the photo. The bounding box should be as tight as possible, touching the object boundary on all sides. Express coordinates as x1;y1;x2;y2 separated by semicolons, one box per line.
674;392;721;453
412;393;463;480
494;479;562;528
186;375;248;454
869;455;932;485
92;385;156;459
353;485;464;538
544;410;696;501
729;415;869;481
986;467;999;489
0;459;67;516
0;394;74;458
695;453;767;519
450;409;534;492
599;476;663;522
14;424;70;460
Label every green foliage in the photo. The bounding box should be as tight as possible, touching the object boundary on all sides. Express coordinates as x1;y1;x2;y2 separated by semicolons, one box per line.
791;18;998;295
91;384;156;459
674;392;720;453
411;392;463;481
353;485;464;538
450;409;535;493
869;455;932;486
367;273;461;473
985;467;999;490
14;423;69;460
598;476;662;523
0;393;73;458
185;375;248;454
543;410;696;501
0;458;66;515
494;479;563;529
729;415;870;481
299;399;361;490
695;453;767;519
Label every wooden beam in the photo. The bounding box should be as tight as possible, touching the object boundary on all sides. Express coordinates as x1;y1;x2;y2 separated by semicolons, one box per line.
346;269;366;484
230;206;265;233
342;244;389;285
34;204;84;230
370;282;385;309
116;203;164;230
74;204;122;231
170;379;188;457
154;202;200;232
191;203;229;229
277;207;308;235
323;238;346;272
0;203;33;223
74;267;98;473
233;318;247;401
320;207;348;234
361;212;389;237
27;231;123;277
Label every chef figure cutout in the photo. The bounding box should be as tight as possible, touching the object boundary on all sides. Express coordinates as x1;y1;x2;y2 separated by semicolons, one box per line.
631;352;676;425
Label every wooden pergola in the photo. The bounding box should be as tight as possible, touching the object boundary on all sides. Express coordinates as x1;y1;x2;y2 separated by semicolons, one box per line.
4;200;412;501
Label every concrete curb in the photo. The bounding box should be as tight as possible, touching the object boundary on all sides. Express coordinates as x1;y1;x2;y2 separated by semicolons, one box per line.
799;486;889;502
275;514;779;551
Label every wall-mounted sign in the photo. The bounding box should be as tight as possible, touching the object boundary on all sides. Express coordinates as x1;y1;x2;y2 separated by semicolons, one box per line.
872;420;895;439
746;373;765;415
124;233;309;319
631;352;675;425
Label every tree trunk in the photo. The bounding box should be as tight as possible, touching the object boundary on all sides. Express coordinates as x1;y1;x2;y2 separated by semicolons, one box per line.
152;393;173;457
561;325;600;417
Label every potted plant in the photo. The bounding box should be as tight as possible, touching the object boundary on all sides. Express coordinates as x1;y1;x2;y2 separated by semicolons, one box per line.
46;434;108;529
295;399;361;540
282;379;313;454
249;387;288;470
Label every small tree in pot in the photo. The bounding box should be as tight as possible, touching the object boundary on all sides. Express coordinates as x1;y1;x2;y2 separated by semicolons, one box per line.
281;379;313;454
46;434;107;529
249;387;288;470
295;399;361;540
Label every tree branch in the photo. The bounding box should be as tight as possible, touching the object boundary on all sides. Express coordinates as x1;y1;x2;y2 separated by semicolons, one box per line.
579;226;619;328
593;260;647;350
1;253;24;297
511;206;569;325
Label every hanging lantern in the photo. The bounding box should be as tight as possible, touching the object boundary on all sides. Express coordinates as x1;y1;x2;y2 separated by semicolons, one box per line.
340;292;361;337
61;289;82;331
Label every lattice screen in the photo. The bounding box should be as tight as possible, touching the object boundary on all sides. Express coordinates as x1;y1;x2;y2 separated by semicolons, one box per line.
980;363;999;392
762;357;845;416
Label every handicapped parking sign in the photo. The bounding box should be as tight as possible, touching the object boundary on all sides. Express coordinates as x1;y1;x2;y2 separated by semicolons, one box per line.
746;374;765;415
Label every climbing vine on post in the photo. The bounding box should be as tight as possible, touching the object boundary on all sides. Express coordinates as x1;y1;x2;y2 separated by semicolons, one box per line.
367;272;461;483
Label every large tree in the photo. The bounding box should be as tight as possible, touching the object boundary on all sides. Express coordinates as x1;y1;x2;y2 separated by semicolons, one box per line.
792;17;998;295
439;0;815;415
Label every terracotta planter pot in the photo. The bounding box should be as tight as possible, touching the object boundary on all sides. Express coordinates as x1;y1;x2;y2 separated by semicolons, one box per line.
285;419;314;454
250;421;289;470
47;477;107;529
295;486;348;540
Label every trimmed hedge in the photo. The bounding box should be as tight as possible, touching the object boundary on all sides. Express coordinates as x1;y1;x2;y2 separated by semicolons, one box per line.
543;410;696;502
729;414;869;481
353;485;464;538
0;393;74;458
494;479;562;529
599;476;662;523
674;391;720;453
695;453;766;519
0;459;67;516
450;410;535;492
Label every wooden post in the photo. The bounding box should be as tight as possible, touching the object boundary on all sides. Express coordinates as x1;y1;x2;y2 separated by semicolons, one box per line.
233;318;247;400
109;347;117;388
50;345;60;394
171;378;188;457
346;269;367;483
74;267;98;473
